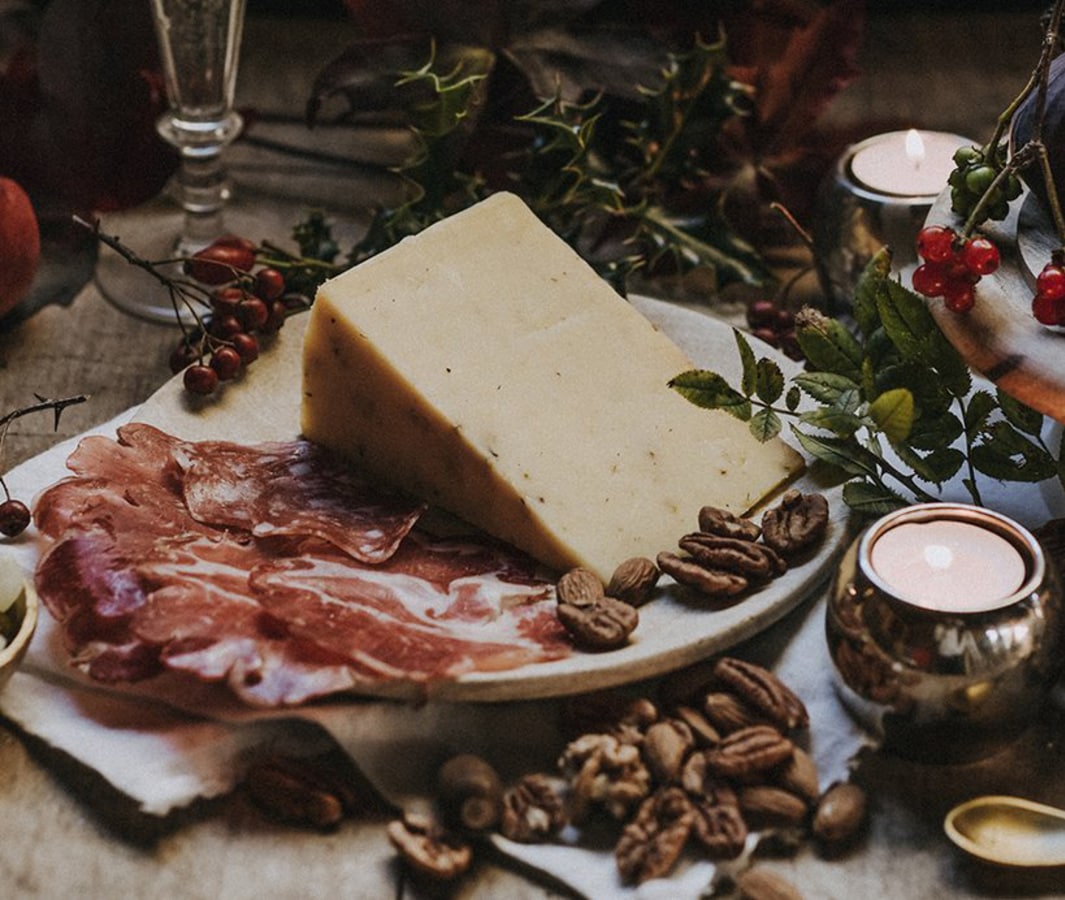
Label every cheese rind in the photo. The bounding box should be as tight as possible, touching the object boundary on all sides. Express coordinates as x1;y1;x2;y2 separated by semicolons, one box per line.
301;193;803;579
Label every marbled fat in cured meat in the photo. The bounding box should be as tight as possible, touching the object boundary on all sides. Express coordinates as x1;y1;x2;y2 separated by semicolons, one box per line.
32;424;569;705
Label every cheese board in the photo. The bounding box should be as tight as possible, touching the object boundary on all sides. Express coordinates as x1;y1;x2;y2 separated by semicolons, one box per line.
133;293;849;702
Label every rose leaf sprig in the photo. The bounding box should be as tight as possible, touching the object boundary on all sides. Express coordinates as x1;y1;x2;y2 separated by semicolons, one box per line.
0;393;89;537
670;250;1061;514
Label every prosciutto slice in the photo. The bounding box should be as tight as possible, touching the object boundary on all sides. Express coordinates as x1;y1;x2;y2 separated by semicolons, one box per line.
32;424;570;706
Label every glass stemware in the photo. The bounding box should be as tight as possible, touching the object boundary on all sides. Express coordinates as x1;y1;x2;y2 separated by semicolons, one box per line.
93;0;253;323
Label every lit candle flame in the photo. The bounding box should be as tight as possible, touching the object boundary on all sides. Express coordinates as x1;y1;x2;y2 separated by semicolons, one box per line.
905;128;926;169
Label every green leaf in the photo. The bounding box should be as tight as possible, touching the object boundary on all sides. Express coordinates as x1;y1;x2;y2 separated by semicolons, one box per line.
785;385;801;412
894;444;965;485
876;280;971;397
669;369;752;420
795;312;863;382
754;357;785;405
842;479;906;515
970;422;1059;482
798;407;864;437
793;429;883;479
963;390;997;437
851;247;893;338
750;408;782;441
907;413;964;452
791;371;860;405
867;387;914;444
996;388;1044;436
734;329;757;397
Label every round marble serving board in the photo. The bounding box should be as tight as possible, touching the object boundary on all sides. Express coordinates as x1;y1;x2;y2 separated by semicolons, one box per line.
925;190;1065;423
136;295;849;702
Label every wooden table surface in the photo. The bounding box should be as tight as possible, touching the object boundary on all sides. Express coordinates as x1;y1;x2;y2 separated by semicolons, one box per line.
2;10;1063;899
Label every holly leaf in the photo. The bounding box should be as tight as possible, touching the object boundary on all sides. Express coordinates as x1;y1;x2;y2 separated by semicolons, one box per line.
669;370;752;421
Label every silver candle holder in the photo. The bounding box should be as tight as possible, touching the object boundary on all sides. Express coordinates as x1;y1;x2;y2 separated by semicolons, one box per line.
813;130;973;312
826;502;1065;764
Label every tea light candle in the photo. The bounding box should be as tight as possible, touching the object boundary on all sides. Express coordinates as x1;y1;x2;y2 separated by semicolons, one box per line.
870;519;1027;613
813;128;974;310
849;129;964;198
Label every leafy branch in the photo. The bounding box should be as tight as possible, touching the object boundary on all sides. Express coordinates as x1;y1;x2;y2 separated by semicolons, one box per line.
670;249;1063;515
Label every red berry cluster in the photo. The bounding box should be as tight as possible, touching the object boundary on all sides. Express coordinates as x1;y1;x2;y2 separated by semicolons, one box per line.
1031;255;1065;326
911;224;1001;313
169;235;295;396
746;299;802;360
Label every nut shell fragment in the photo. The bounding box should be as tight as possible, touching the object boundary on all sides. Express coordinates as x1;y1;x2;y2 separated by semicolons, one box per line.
387;812;472;881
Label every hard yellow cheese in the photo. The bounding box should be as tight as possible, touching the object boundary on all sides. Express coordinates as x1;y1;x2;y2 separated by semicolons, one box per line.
301;192;803;580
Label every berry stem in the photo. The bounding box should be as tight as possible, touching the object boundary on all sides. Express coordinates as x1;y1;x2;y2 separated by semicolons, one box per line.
0;393;90;508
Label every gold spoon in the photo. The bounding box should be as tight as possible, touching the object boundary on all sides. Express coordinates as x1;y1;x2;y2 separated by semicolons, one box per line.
944;795;1065;867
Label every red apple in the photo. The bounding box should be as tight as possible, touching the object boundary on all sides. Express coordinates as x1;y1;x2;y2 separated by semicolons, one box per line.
0;177;40;318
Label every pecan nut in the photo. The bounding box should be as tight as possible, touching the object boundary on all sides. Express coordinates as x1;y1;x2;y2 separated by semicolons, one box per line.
691;795;748;859
698;505;762;542
704;725;794;779
770;746;820;803
673;704;722;747
713;657;809;731
499;773;567;843
387;812;472;881
657;550;748;598
761;489;829;557
606;556;660;606
615;787;694;884
557;594;638;650
703;690;772;734
679;533;787;580
738;784;810;827
556;567;604;606
641;718;694;783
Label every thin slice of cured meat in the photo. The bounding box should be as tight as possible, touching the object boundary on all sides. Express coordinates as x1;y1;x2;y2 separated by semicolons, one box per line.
175;437;425;564
249;534;570;683
31;423;571;706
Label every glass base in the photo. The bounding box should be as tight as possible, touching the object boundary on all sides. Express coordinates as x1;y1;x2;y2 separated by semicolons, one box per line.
93;185;324;325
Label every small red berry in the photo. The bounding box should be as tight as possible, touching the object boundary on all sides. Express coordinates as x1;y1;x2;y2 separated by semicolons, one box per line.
211;285;245;315
253;267;285;302
184;242;256;285
238;296;269;331
231;332;259;365
911;262;948;297
209;313;244;340
961;236;1000;276
0;498;31;537
746;299;777;330
168;341;199;374
1032;291;1065;326
942;279;976;313
183;363;219;395
916;224;957;264
1036;264;1065;302
210;346;243;381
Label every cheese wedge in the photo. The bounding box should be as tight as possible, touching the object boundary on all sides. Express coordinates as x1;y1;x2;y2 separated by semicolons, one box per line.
301;192;803;580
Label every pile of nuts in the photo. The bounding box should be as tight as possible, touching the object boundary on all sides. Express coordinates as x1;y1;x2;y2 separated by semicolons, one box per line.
554;490;829;650
385;655;867;890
